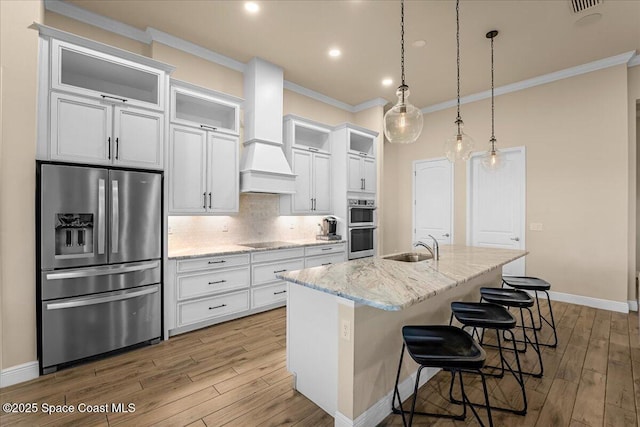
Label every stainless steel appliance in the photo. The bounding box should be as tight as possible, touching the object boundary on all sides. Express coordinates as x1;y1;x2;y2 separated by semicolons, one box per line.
348;198;376;227
348;226;376;259
37;163;162;374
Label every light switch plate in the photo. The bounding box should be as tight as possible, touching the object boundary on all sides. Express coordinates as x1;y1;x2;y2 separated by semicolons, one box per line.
222;224;229;232
529;223;543;231
341;320;351;341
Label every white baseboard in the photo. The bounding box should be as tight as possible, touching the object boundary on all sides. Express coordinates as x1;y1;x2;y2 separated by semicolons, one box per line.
334;367;439;427
0;361;39;388
545;290;629;314
629;300;638;312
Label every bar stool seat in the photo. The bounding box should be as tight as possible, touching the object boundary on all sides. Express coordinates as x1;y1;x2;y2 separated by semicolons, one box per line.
480;288;534;307
393;325;493;427
502;276;558;348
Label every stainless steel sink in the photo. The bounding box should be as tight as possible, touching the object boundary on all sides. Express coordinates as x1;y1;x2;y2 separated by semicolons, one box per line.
383;252;432;262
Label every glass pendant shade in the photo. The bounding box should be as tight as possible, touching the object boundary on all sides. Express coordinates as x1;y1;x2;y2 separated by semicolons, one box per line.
383;86;424;144
444;118;474;162
481;144;504;170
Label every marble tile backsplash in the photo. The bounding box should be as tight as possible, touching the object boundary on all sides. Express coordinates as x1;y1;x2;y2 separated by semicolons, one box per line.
168;193;326;249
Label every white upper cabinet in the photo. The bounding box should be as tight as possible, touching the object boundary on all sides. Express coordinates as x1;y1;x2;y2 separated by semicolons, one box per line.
113;107;164;169
281;115;333;215
348;128;375;157
51;40;164;111
170;82;241;135
362;157;376;193
168;81;242;215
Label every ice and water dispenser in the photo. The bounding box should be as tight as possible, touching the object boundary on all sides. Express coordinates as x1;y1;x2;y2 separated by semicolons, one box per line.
55;213;94;258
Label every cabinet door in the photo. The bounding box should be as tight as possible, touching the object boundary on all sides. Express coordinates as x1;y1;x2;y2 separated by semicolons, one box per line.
347;154;363;192
113;107;164;169
291;149;313;213
208;133;239;213
363;157;376;193
50;93;112;165
313;153;331;213
169;125;207;213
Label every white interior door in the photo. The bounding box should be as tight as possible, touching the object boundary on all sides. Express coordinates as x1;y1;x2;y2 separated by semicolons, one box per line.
413;158;454;246
467;147;526;276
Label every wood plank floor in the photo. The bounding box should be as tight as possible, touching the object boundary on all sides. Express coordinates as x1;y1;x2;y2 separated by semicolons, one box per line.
0;301;638;426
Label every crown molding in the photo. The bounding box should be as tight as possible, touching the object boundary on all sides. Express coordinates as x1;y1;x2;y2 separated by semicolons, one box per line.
422;50;637;114
44;0;151;43
146;28;246;73
629;53;640;68
353;98;389;113
283;80;356;112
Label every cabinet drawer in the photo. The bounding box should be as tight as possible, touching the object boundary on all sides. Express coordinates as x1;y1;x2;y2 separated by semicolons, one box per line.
251;247;305;263
305;253;345;268
252;258;305;286
252;282;288;308
177;290;249;326
177;253;249;273
177;267;250;301
305;243;346;257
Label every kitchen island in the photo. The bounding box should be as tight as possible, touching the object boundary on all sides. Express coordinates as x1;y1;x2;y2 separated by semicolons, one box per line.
277;245;527;427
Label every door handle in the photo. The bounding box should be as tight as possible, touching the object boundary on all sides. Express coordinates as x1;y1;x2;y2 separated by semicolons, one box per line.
274;269;287;273
45;261;159;280
107;137;111;160
443;233;450;238
208;280;227;285
510;237;520;242
361;178;364;190
203;192;207;209
46;286;157;310
115;137;119;160
209;192;212;209
363;178;366;190
200;124;217;131
273;290;287;295
98;179;105;254
101;94;128;103
111;180;119;254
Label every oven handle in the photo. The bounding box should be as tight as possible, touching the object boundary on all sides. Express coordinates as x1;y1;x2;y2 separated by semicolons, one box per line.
348;226;378;230
45;261;160;280
45;286;158;310
348;206;377;210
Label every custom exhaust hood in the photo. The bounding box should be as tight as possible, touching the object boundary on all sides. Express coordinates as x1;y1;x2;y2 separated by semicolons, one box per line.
239;58;296;194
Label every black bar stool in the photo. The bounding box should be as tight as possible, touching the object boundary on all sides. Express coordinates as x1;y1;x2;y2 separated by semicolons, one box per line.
480;287;544;377
502;276;558;348
392;325;493;427
449;301;527;415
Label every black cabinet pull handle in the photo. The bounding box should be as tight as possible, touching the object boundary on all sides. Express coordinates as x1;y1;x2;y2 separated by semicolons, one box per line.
101;94;127;103
208;304;227;310
322;247;332;251
363;178;366;190
273;290;287;295
203;192;207;209
308;147;319;152
115;137;119;160
200;124;217;131
273;269;287;273
208;260;226;264
208;280;226;285
209;192;212;209
108;137;111;159
359;152;367;157
321;263;332;266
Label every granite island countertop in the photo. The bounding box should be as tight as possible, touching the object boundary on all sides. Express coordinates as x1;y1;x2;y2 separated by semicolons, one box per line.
168;238;347;260
276;245;528;311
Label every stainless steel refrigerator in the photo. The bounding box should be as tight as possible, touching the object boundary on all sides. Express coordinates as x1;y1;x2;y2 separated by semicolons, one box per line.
37;163;162;374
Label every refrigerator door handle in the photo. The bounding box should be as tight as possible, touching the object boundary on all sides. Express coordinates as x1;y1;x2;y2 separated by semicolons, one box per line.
98;179;106;254
45;286;158;310
112;180;119;253
45;260;160;280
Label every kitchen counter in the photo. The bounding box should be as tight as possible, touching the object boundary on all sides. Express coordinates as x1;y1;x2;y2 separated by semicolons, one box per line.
167;238;346;259
281;245;528;424
277;245;527;311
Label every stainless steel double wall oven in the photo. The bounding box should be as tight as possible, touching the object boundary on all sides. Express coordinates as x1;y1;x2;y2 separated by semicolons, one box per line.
37;163;162;374
347;198;376;259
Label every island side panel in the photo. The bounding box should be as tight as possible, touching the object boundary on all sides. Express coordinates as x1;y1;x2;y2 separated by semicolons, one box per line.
351;268;502;421
286;282;338;416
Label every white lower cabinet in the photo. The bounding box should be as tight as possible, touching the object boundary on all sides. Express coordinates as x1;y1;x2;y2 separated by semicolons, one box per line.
167;243;345;337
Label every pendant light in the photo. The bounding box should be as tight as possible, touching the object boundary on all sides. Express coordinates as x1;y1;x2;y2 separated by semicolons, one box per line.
444;0;474;162
482;30;503;170
383;0;423;144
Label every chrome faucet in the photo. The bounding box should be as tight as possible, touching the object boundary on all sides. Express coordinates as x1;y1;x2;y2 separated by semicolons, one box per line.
414;235;440;261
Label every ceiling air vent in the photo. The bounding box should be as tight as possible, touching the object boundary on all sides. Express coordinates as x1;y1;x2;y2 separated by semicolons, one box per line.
570;0;602;14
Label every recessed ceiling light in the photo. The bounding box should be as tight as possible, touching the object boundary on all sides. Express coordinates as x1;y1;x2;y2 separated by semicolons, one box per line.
412;40;427;48
382;78;393;86
328;48;341;58
244;2;259;13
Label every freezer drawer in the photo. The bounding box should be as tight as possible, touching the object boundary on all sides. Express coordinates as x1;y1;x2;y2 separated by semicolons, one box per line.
40;284;160;371
41;260;161;300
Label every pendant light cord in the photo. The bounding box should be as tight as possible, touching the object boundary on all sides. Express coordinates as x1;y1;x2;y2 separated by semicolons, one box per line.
456;0;461;123
400;0;406;104
490;33;496;150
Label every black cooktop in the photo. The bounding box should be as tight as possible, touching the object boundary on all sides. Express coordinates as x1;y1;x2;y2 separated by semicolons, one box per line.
239;241;292;249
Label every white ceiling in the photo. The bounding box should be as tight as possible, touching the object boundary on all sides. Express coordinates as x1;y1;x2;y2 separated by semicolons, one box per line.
66;0;640;109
